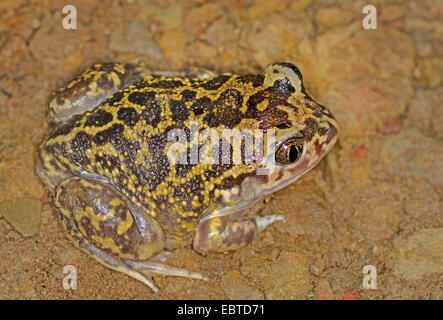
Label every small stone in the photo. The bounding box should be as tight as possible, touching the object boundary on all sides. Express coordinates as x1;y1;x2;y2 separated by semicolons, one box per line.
241;250;312;299
157;29;190;68
416;58;442;87
219;270;264;300
184;3;221;38
380;128;443;185
31;18;41;29
350;203;402;241
315;278;334;299
0;198;41;237
58;50;84;74
392;228;443;280
349;145;368;161
377;119;403;135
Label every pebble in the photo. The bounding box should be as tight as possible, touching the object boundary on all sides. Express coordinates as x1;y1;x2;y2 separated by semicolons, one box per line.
392;228;443;280
0;198;41;237
240;250;311;299
219;270;264;300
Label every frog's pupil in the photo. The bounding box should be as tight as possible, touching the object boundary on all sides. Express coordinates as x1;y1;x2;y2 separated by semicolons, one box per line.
289;145;299;162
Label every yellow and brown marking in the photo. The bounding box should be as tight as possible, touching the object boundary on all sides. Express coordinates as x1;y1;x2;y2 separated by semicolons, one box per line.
38;62;338;248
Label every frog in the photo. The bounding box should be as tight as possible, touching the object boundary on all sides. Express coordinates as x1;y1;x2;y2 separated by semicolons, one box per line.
36;62;338;292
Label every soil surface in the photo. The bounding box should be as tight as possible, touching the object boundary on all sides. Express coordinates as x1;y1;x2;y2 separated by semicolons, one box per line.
0;0;441;299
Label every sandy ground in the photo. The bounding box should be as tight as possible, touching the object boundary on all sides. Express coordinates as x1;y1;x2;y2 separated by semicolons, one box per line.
0;0;441;299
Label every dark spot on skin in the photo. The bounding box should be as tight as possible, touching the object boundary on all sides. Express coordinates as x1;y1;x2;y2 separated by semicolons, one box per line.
273;69;279;74
128;91;156;105
208;163;233;180
218;89;243;109
51;114;83;138
181;89;197;102
104;91;123;106
84;109;113;127
322;122;338;144
190;97;212;116
244;90;292;129
93;123;124;146
132;79;149;90
148;80;185;89
276;123;292;129
217;172;253;189
302;117;318;141
127;91;162;127
203;107;242;128
49;159;60;170
202;89;243;128
117;107;140;127
79;216;95;237
259;108;290;130
235;74;264;87
272;78;295;95
141;101;162;127
314;139;323;155
305;99;323;118
194;75;231;90
70;132;92;160
145;134;170;190
169;99;189;122
246;92;265;113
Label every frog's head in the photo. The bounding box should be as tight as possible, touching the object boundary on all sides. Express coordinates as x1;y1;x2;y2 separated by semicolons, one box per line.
250;62;339;196
215;62;339;206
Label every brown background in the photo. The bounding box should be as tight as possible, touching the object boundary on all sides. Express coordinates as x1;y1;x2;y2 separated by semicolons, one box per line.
0;0;441;299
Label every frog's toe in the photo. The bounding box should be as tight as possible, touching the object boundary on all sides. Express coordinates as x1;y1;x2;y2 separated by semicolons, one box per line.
124;260;208;281
79;239;160;292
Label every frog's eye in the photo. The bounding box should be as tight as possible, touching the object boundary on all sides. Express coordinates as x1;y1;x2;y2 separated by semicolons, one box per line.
275;138;304;164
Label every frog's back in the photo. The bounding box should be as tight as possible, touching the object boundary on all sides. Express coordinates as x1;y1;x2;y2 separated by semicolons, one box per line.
38;73;269;244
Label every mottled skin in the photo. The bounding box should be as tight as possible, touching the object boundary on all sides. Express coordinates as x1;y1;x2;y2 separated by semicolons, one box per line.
37;62;338;291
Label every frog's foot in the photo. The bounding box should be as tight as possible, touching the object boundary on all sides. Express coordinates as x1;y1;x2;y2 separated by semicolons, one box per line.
123;260;208;281
49;62;145;124
80;238;160;292
193;214;286;254
55;176;168;292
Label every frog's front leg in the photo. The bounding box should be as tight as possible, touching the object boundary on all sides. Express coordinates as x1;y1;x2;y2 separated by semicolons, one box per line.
55;176;205;292
193;213;285;254
49;63;145;124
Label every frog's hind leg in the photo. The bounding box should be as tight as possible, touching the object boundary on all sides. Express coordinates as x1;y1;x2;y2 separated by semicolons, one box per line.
55;176;167;292
193;214;286;254
49;62;145;124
